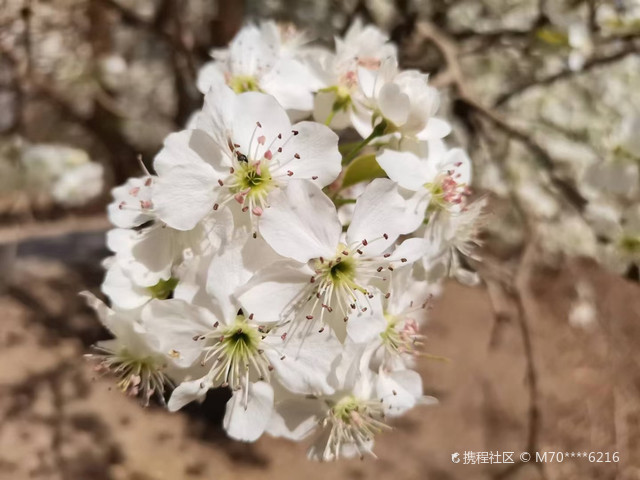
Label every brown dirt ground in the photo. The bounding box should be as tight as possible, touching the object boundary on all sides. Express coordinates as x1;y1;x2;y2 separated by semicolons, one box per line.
1;234;639;480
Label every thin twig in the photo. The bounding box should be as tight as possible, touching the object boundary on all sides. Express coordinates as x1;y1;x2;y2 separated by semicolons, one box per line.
495;42;640;106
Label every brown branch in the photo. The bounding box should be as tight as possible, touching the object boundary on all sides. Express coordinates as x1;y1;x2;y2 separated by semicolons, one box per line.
450;27;532;44
0;213;110;245
495;42;640;106
460;97;587;210
513;242;543;462
416;21;587;212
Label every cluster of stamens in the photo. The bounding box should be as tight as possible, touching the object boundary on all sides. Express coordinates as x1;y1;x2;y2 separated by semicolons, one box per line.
192;315;277;392
212;123;315;224
303;238;398;327
425;165;471;211
319;395;390;460
380;313;425;357
117;176;154;214
88;346;169;406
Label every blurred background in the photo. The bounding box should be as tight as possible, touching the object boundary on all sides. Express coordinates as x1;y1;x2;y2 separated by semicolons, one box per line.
1;0;640;479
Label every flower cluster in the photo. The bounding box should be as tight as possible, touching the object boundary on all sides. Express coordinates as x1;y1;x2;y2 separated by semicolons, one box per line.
85;20;485;461
0;138;103;207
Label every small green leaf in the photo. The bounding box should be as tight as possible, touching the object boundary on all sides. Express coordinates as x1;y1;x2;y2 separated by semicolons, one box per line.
338;141;362;156
148;277;179;300
341;154;387;190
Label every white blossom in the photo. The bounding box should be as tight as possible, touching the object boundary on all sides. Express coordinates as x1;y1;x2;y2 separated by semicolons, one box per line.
238;179;427;338
352;59;451;141
152;87;341;231
197;22;319;115
83;19;485;458
309;19;397;129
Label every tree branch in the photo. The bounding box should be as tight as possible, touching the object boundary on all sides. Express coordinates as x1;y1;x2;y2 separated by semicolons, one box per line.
416;21;587;211
495;41;640;106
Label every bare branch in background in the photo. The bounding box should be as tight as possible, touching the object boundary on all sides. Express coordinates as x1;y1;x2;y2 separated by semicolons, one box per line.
416;21;587;212
495;40;640;106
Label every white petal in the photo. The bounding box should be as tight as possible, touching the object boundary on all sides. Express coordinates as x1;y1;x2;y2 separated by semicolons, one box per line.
80;291;123;337
197;85;237;147
266;397;323;441
272;121;341;187
107;177;155;228
379;83;410;127
261;58;316;112
141;299;218;368
346;294;386;343
387;237;430;267
227;25;274;76
236;261;311;324
206;242;248;321
376;369;423;416
101;262;150;310
328;342;369;392
349;103;376;139
416;117;451;140
168;377;211;412
231;92;291;160
259;180;340;262
376;149;429;191
205;235;278;321
223;381;274;442
106;228;133;254
127;225;175;286
265;328;340;395
357;65;377;98
196;61;226;94
347;178;415;255
152;163;219;231
154;130;226;178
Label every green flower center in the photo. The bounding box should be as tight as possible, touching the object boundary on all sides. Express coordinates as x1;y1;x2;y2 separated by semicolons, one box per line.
232;161;275;201
321;394;389;459
228;75;262;93
220;315;262;359
200;315;271;389
331;395;364;422
313;245;363;293
380;314;401;347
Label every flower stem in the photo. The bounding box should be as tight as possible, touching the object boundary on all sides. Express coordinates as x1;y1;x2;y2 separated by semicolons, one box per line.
333;197;357;207
325;109;336;126
341;120;387;166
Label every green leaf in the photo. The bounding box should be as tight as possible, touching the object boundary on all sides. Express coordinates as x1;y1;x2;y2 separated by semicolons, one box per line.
341;154;387;190
338;141;362;156
147;277;179;300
